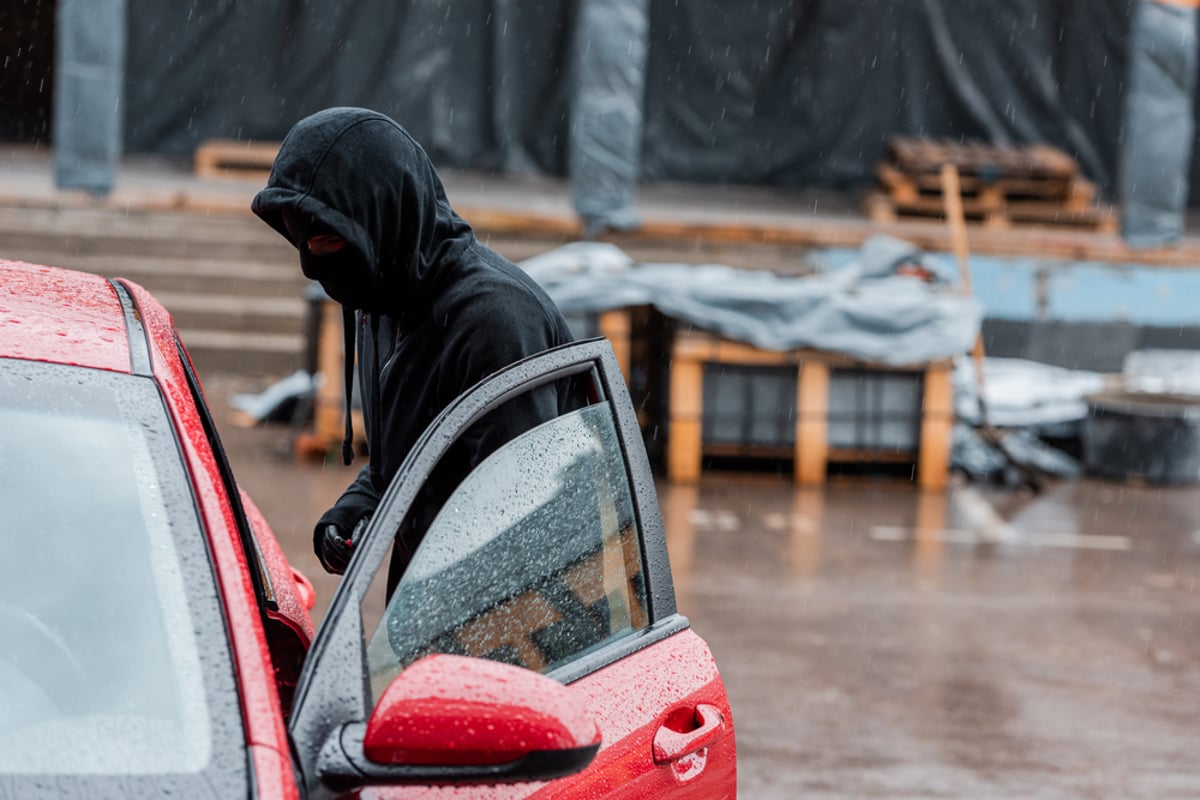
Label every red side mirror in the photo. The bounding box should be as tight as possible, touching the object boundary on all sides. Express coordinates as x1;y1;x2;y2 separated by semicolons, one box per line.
363;654;600;769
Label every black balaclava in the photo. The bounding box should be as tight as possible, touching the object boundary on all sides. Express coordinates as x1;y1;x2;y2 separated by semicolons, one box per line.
281;209;380;313
278;207;373;464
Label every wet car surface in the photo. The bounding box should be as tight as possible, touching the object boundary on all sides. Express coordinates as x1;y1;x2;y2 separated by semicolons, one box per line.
0;261;736;799
213;379;1200;799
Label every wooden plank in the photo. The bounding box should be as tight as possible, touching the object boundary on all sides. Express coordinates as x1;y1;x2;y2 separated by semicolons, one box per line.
880;163;1075;202
703;442;793;458
1063;178;1097;211
669;329;950;486
597;309;632;382
677;329;952;372
875;162;921;204
668;359;704;482
313;299;345;447
887;136;1079;180
796;360;830;486
867;192;1117;232
826;448;915;463
304;299;367;458
194;139;280;179
674;330;805;365
917;363;954;490
89;186;1195;268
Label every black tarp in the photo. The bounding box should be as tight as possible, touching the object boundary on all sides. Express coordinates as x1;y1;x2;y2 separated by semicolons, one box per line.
51;0;1200;210
122;0;575;174
641;0;1134;193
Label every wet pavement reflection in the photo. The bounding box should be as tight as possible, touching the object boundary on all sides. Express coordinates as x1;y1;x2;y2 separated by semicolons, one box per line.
211;378;1200;799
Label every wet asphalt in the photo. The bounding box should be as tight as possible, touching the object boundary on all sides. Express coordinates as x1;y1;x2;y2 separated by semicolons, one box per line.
210;376;1200;800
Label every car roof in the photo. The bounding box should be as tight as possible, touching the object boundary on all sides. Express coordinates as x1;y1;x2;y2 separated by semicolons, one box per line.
0;259;134;373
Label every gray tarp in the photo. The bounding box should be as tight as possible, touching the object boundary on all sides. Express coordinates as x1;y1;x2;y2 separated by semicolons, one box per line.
53;0;126;195
641;0;1114;192
1119;1;1198;248
569;0;649;234
521;236;982;365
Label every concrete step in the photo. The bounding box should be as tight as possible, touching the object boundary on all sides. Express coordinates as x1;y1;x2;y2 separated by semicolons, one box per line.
180;329;309;378
4;248;305;297
0;205;296;263
1;204;313;378
152;291;310;336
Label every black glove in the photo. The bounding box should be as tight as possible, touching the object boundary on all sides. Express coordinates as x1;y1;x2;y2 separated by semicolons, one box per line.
316;516;370;575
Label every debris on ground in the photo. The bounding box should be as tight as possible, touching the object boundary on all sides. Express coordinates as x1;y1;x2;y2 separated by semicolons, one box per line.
228;370;318;426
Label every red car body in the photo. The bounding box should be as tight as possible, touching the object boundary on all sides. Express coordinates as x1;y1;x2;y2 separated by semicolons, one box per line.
0;260;735;798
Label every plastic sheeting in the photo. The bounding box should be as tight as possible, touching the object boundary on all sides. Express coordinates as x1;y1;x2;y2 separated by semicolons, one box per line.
54;0;126;195
569;0;649;234
1124;349;1200;395
1119;1;1198;248
641;0;1128;193
953;357;1110;428
520;236;982;365
111;2;1150;195
122;0;576;174
67;0;1200;216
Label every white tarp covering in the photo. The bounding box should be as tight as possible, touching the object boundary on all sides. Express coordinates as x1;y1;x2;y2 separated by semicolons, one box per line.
954;357;1111;428
521;236;982;366
1123;349;1200;397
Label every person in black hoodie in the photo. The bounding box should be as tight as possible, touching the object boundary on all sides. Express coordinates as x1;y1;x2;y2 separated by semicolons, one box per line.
252;107;578;595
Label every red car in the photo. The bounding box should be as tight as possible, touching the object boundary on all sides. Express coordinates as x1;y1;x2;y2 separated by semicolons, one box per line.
0;260;736;799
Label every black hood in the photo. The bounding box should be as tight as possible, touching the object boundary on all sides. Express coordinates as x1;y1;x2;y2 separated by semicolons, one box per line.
251;107;474;318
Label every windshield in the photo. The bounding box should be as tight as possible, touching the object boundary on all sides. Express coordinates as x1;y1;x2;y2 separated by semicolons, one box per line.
0;359;248;798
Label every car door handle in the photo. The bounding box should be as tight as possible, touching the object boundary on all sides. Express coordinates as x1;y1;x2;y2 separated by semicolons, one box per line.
652;704;726;764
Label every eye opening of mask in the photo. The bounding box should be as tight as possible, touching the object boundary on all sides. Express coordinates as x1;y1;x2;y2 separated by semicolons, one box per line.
305;233;348;256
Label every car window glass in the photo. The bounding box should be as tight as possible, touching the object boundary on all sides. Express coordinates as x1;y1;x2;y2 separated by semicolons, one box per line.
363;401;648;701
0;360;247;797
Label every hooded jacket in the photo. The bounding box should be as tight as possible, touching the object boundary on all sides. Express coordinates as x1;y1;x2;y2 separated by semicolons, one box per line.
252;108;578;590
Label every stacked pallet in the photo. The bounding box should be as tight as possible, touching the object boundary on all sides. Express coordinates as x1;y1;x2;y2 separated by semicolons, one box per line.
194;139;280;181
866;136;1116;233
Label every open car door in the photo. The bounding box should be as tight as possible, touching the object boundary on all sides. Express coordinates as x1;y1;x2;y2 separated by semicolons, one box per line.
287;338;735;799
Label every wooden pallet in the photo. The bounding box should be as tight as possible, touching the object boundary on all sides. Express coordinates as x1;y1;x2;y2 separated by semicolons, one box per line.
194;139;280;180
887;136;1079;181
667;330;954;489
294;302;636;461
868;136;1117;233
865;191;1117;232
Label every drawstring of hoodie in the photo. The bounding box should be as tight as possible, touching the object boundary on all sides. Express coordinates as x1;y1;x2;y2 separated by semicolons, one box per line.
369;314;384;488
341;306;356;466
339;309;385;484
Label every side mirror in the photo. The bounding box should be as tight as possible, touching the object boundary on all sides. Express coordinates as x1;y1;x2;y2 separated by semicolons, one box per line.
318;654;600;791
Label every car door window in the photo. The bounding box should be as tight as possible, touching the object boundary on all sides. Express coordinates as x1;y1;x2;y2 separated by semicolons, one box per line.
364;401;649;700
288;342;687;797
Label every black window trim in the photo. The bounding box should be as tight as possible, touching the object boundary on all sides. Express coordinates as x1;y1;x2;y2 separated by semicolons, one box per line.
107;279;152;376
110;278;277;615
172;334;278;613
